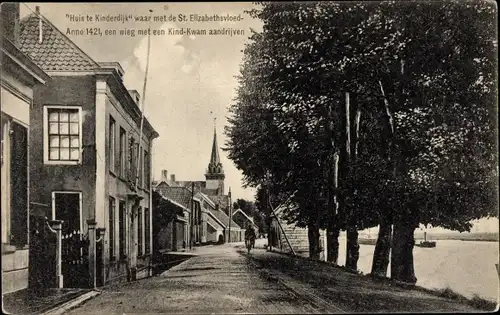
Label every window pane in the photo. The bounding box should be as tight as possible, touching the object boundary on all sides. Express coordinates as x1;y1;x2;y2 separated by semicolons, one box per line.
70;123;79;135
59;123;69;134
60;136;70;148
49;136;60;147
70;136;79;148
60;148;70;160
49;111;59;122
69;112;79;122
59;112;69;122
70;149;80;160
49;123;59;134
49;148;59;160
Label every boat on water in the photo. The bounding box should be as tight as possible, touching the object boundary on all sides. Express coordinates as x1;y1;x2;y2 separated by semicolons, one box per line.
415;231;436;248
358;228;377;245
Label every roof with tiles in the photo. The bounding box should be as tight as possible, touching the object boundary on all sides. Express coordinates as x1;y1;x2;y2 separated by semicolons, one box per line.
19;13;99;71
209;208;242;230
155;185;193;210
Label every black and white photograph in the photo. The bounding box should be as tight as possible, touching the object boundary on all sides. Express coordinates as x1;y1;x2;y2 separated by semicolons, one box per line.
1;1;498;314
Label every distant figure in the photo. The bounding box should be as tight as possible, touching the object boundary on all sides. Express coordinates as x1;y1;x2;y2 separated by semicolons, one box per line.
245;224;256;250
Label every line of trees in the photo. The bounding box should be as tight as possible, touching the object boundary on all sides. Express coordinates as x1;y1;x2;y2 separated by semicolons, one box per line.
224;1;497;284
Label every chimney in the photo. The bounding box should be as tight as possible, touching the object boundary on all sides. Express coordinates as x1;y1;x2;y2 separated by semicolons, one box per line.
0;3;20;47
160;170;168;181
170;174;176;182
128;90;140;104
37;6;43;43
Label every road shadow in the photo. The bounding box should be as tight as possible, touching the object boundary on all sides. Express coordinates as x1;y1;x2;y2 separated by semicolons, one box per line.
152;252;197;276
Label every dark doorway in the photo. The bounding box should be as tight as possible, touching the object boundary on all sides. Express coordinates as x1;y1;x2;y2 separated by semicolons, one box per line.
54;192;81;235
53;192;88;287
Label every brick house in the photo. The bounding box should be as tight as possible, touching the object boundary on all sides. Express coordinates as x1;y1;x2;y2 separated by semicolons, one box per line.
19;7;159;288
1;3;50;295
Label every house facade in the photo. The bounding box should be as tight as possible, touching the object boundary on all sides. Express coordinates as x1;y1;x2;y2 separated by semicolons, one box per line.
1;3;51;295
153;186;193;252
153;183;230;248
19;7;158;288
196;191;228;244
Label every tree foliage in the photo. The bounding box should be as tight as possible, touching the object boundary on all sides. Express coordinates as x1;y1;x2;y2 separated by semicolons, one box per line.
225;0;498;278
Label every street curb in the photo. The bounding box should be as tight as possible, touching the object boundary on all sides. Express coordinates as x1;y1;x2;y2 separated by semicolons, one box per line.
41;290;101;315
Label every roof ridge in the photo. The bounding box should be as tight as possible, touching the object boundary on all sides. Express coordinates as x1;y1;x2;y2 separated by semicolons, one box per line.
233;208;253;221
21;12;100;69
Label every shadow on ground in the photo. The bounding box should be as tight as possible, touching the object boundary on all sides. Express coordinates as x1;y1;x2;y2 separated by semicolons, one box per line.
241;249;485;313
152;252;197;276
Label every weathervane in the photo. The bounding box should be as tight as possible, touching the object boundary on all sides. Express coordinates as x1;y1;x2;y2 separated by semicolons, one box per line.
210;111;217;132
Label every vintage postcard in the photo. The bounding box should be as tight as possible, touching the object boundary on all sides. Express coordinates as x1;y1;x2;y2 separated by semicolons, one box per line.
1;1;498;314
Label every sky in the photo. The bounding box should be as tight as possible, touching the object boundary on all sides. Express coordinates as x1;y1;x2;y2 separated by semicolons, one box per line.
21;2;263;201
19;3;498;233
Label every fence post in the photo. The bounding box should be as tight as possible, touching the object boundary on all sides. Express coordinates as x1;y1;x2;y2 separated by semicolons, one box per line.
48;219;64;288
87;219;97;288
97;227;106;286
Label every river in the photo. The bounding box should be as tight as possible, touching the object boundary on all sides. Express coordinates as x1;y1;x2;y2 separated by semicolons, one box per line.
334;237;499;302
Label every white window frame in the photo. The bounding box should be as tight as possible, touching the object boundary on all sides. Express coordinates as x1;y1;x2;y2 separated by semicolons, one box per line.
143;149;148;191
118;127;127;178
43;105;83;165
1;114;12;244
51;191;83;234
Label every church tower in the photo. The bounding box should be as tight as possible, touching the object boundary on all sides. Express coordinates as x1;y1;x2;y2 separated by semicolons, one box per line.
205;124;225;195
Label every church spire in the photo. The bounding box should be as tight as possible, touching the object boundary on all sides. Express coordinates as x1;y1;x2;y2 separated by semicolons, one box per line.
210;121;221;166
206;118;224;176
205;116;225;195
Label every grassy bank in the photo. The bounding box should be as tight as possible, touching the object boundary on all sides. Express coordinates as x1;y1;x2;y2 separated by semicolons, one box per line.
416;286;498;311
264;245;498;312
368;274;498;311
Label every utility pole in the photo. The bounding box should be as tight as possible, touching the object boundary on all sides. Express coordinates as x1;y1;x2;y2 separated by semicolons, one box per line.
227;187;233;243
190;182;194;249
135;9;153;189
228;187;232;243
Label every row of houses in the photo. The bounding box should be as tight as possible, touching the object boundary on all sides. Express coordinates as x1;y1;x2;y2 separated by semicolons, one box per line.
2;4;160;295
151;127;250;253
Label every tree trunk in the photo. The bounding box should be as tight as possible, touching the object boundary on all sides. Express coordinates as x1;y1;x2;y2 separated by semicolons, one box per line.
326;221;340;264
308;220;321;260
345;226;359;271
327;150;341;264
345;95;361;272
390;217;417;284
371;80;396;279
371;214;392;278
